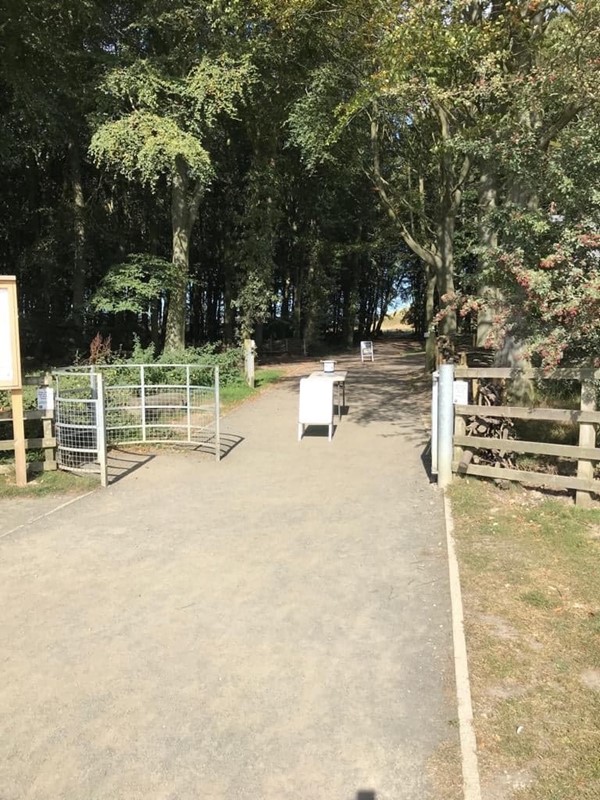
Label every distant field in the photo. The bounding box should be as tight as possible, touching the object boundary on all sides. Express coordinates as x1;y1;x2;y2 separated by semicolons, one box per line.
381;310;412;332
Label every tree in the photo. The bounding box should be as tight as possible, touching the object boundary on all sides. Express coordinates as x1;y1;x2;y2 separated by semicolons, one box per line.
90;2;255;348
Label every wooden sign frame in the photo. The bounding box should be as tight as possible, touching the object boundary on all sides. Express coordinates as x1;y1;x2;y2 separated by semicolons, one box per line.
0;275;26;485
0;276;22;390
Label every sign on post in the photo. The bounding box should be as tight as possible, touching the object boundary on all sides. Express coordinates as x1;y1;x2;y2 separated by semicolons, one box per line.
37;386;55;411
0;276;26;486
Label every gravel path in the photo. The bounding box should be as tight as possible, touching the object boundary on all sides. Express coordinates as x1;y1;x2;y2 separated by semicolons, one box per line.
0;341;458;800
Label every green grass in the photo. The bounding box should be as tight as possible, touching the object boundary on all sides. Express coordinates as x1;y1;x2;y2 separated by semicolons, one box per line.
219;368;282;410
0;468;98;499
449;478;600;799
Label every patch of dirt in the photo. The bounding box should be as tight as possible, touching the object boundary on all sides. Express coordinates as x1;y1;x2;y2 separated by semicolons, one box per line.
482;767;536;799
477;613;521;641
584;524;600;541
485;681;530;703
580;669;600;692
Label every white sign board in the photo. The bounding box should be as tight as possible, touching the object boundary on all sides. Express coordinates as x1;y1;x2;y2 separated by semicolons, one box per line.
0;288;13;383
452;380;469;405
299;377;334;425
0;277;22;389
360;340;374;362
298;377;334;441
37;387;55;411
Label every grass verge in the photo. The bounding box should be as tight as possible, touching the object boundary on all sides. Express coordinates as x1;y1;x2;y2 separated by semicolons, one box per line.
0;468;98;499
449;478;600;799
220;368;282;411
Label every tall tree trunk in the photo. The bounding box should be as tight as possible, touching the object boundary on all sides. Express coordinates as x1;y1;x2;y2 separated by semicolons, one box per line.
341;249;360;347
435;207;456;337
165;157;202;350
425;263;437;371
476;169;499;346
69;142;86;328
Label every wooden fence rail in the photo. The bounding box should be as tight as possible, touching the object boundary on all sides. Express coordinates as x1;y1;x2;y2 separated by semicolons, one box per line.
0;374;56;474
259;337;307;357
452;366;599;506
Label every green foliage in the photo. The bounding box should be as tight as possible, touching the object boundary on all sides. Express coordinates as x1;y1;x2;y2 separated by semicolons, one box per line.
495;223;600;368
92;254;176;314
5;0;600;365
90;52;255;187
90;111;213;186
127;340;244;386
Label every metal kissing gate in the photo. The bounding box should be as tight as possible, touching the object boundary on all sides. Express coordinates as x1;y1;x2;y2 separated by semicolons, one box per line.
54;364;221;486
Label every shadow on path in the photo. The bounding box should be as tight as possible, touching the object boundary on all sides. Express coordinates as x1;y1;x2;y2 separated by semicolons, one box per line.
106;449;154;484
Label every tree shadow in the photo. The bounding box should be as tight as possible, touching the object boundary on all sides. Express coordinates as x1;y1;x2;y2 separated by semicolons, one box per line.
276;341;433;449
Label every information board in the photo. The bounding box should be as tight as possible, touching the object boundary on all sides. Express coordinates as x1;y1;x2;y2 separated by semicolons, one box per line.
0;277;22;389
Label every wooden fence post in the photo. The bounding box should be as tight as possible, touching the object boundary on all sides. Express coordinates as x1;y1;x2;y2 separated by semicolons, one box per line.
576;373;596;507
11;388;27;486
42;372;55;470
453;414;466;473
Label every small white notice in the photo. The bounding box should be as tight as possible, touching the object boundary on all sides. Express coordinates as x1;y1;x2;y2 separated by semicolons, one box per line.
298;377;334;441
452;380;469;406
37;387;55;411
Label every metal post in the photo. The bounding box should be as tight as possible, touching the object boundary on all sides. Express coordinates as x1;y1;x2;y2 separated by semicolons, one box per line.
431;370;439;475
95;373;108;488
140;365;146;443
186;365;192;443
214;366;220;462
437;363;455;489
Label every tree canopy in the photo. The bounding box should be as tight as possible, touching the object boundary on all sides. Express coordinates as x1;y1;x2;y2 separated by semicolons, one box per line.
2;0;599;366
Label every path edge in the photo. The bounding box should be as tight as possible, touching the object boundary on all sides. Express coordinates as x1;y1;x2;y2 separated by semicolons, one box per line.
0;490;97;541
443;491;482;800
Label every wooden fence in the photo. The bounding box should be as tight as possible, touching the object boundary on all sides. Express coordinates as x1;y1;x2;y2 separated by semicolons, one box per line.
0;373;56;474
452;367;600;506
259;337;307;357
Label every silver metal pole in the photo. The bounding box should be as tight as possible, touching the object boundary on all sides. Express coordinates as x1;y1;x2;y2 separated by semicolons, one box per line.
214;366;220;462
96;373;108;488
140;365;146;442
437;363;454;488
186;365;191;443
431;370;439;475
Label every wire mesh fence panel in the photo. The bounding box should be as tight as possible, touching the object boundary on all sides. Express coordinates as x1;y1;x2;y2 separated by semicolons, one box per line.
54;371;107;483
53;365;221;480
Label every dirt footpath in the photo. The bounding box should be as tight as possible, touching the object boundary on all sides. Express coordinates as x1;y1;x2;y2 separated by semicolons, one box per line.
0;341;459;800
